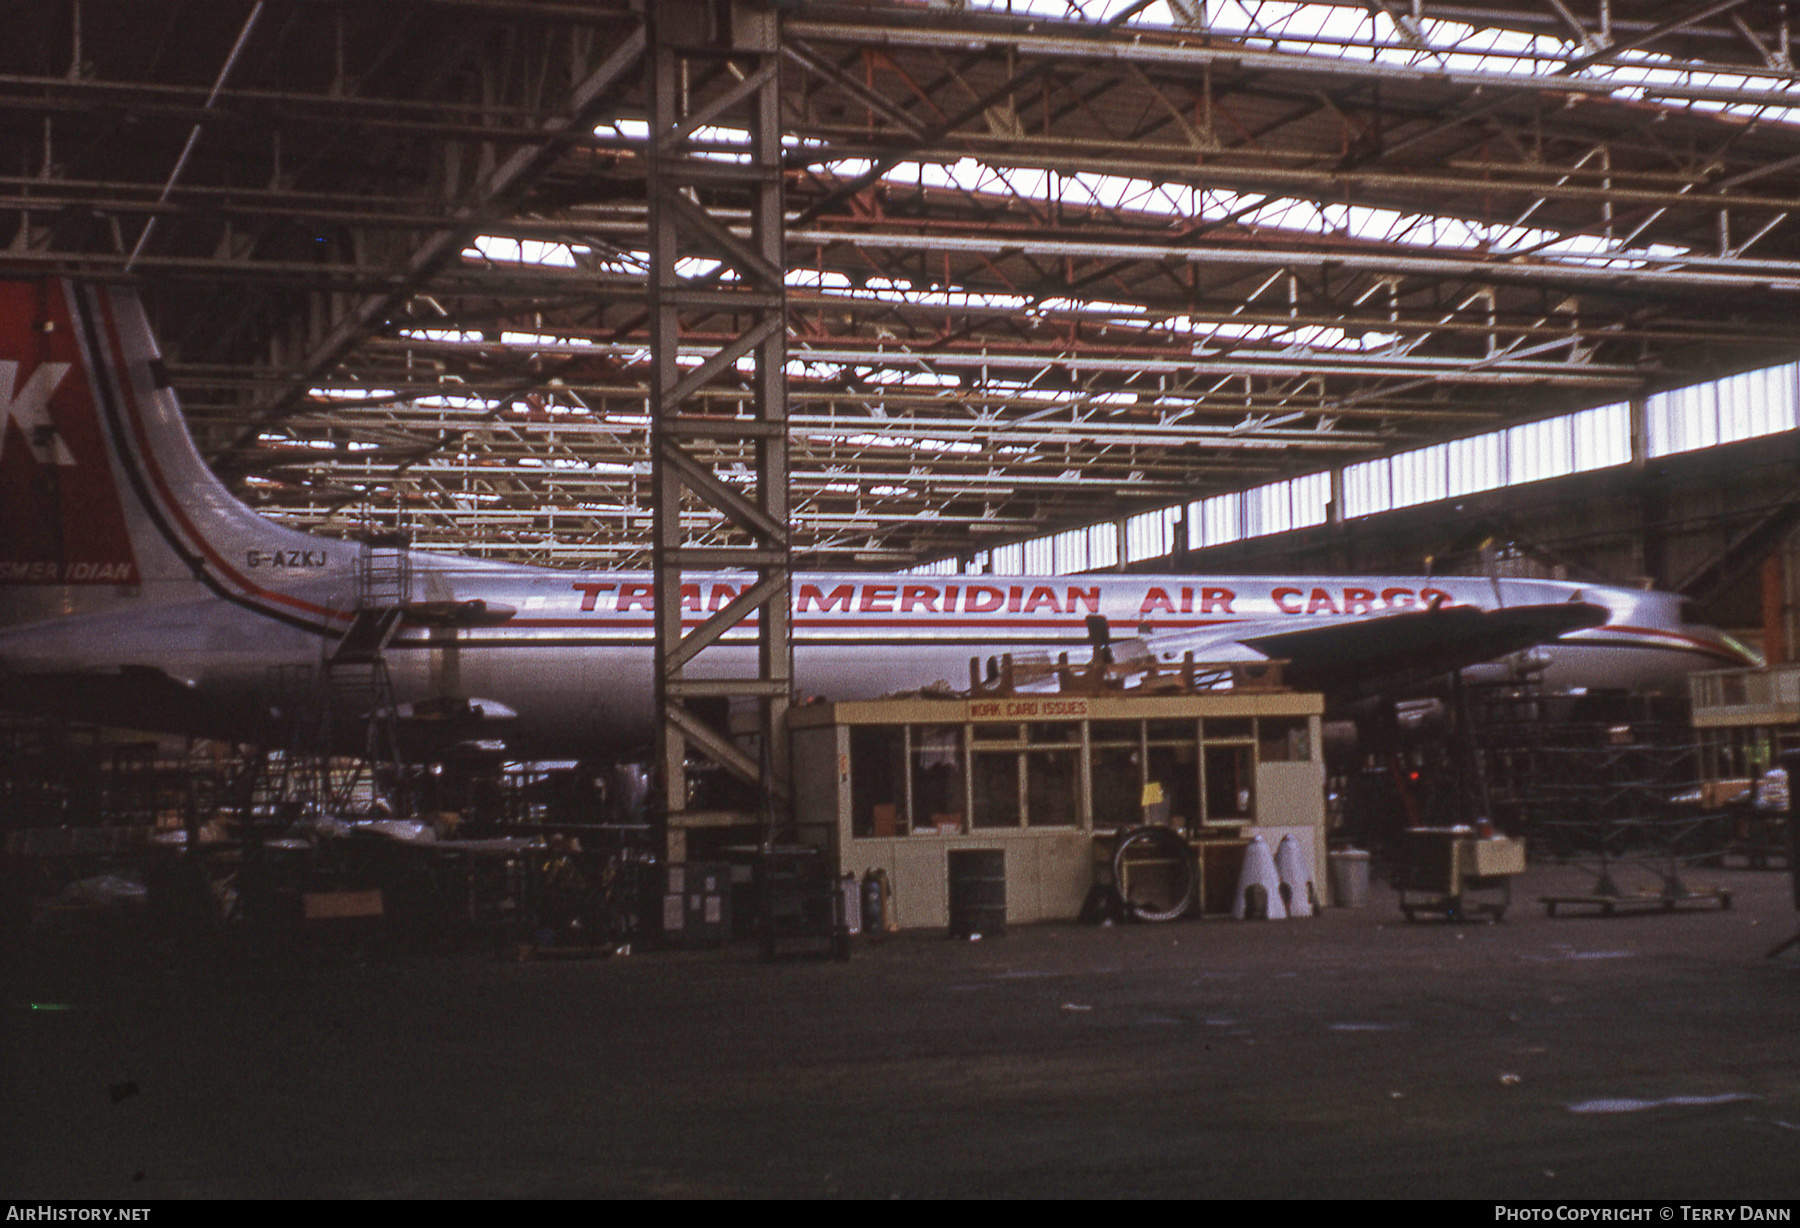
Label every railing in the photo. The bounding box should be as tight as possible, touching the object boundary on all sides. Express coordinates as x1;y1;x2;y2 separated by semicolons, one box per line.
355;531;413;611
1689;665;1800;726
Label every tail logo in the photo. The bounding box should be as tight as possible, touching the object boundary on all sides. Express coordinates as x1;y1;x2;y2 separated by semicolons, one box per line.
0;361;76;465
0;280;140;586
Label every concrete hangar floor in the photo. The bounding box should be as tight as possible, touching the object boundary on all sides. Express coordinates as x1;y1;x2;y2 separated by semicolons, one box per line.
5;863;1799;1200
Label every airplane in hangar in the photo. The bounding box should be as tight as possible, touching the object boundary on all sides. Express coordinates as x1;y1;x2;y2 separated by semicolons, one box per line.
0;276;1760;757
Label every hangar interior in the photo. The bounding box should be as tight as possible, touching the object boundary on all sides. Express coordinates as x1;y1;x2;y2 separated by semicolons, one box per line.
6;0;1800;944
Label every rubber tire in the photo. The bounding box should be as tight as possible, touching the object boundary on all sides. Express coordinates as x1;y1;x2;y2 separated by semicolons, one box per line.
1111;826;1196;923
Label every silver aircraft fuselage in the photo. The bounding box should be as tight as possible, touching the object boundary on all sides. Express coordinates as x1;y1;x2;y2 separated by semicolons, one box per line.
0;279;1758;756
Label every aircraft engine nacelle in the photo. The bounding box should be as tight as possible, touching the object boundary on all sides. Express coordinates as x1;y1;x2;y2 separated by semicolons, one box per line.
1322;698;1450;769
1459;648;1552;687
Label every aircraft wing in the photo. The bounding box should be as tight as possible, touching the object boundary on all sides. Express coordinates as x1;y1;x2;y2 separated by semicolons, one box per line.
1148;600;1611;702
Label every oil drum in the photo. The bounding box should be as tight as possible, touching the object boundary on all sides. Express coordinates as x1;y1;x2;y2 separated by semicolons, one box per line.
947;848;1006;939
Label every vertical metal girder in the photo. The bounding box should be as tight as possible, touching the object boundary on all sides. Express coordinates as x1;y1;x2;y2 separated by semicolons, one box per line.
648;0;792;853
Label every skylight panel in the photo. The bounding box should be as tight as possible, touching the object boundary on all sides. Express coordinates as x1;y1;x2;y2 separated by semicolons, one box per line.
1340;457;1391;519
1506;417;1575;484
1572;403;1632;471
1125;505;1182;562
1445;432;1502;499
785;269;855;290
466;235;580;268
1647;366;1800;458
858;369;961;389
786;359;849;380
414;395;494;412
1289;470;1330;528
1392;443;1449;508
400;328;483;344
959;1;1800;126
498;331;597;350
804;155;1702;265
310;386;399;401
1243;479;1294;537
1716;366;1800;444
1087;522;1120;569
674;256;727;280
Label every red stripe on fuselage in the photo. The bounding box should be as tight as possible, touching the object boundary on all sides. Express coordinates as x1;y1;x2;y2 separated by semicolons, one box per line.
1592;623;1755;663
92;292;347;626
496;616;1238;632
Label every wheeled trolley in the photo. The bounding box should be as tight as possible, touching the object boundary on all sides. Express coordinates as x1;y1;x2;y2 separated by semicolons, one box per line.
1396;829;1525;923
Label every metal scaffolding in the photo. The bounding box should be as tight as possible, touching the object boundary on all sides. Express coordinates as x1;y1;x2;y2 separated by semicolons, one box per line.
8;1;1800;568
648;0;793;853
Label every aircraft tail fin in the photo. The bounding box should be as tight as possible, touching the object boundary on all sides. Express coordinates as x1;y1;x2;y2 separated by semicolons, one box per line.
0;276;352;629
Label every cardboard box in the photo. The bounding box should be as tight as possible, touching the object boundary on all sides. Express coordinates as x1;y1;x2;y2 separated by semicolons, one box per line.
1461;837;1525;877
302;889;384;920
1703;779;1753;809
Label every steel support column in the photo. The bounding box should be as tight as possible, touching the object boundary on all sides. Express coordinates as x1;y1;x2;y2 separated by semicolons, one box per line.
648;0;791;860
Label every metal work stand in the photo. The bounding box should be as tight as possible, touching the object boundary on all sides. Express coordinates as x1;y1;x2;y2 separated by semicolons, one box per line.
756;846;849;961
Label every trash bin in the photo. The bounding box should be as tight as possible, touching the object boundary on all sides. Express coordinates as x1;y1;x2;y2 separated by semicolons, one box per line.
1327;847;1371;909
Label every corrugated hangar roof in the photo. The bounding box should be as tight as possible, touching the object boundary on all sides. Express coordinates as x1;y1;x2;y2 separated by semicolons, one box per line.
6;0;1800;567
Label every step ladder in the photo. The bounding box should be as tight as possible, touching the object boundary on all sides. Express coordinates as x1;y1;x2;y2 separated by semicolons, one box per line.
356;531;412;612
320;532;414;814
255;662;326;814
